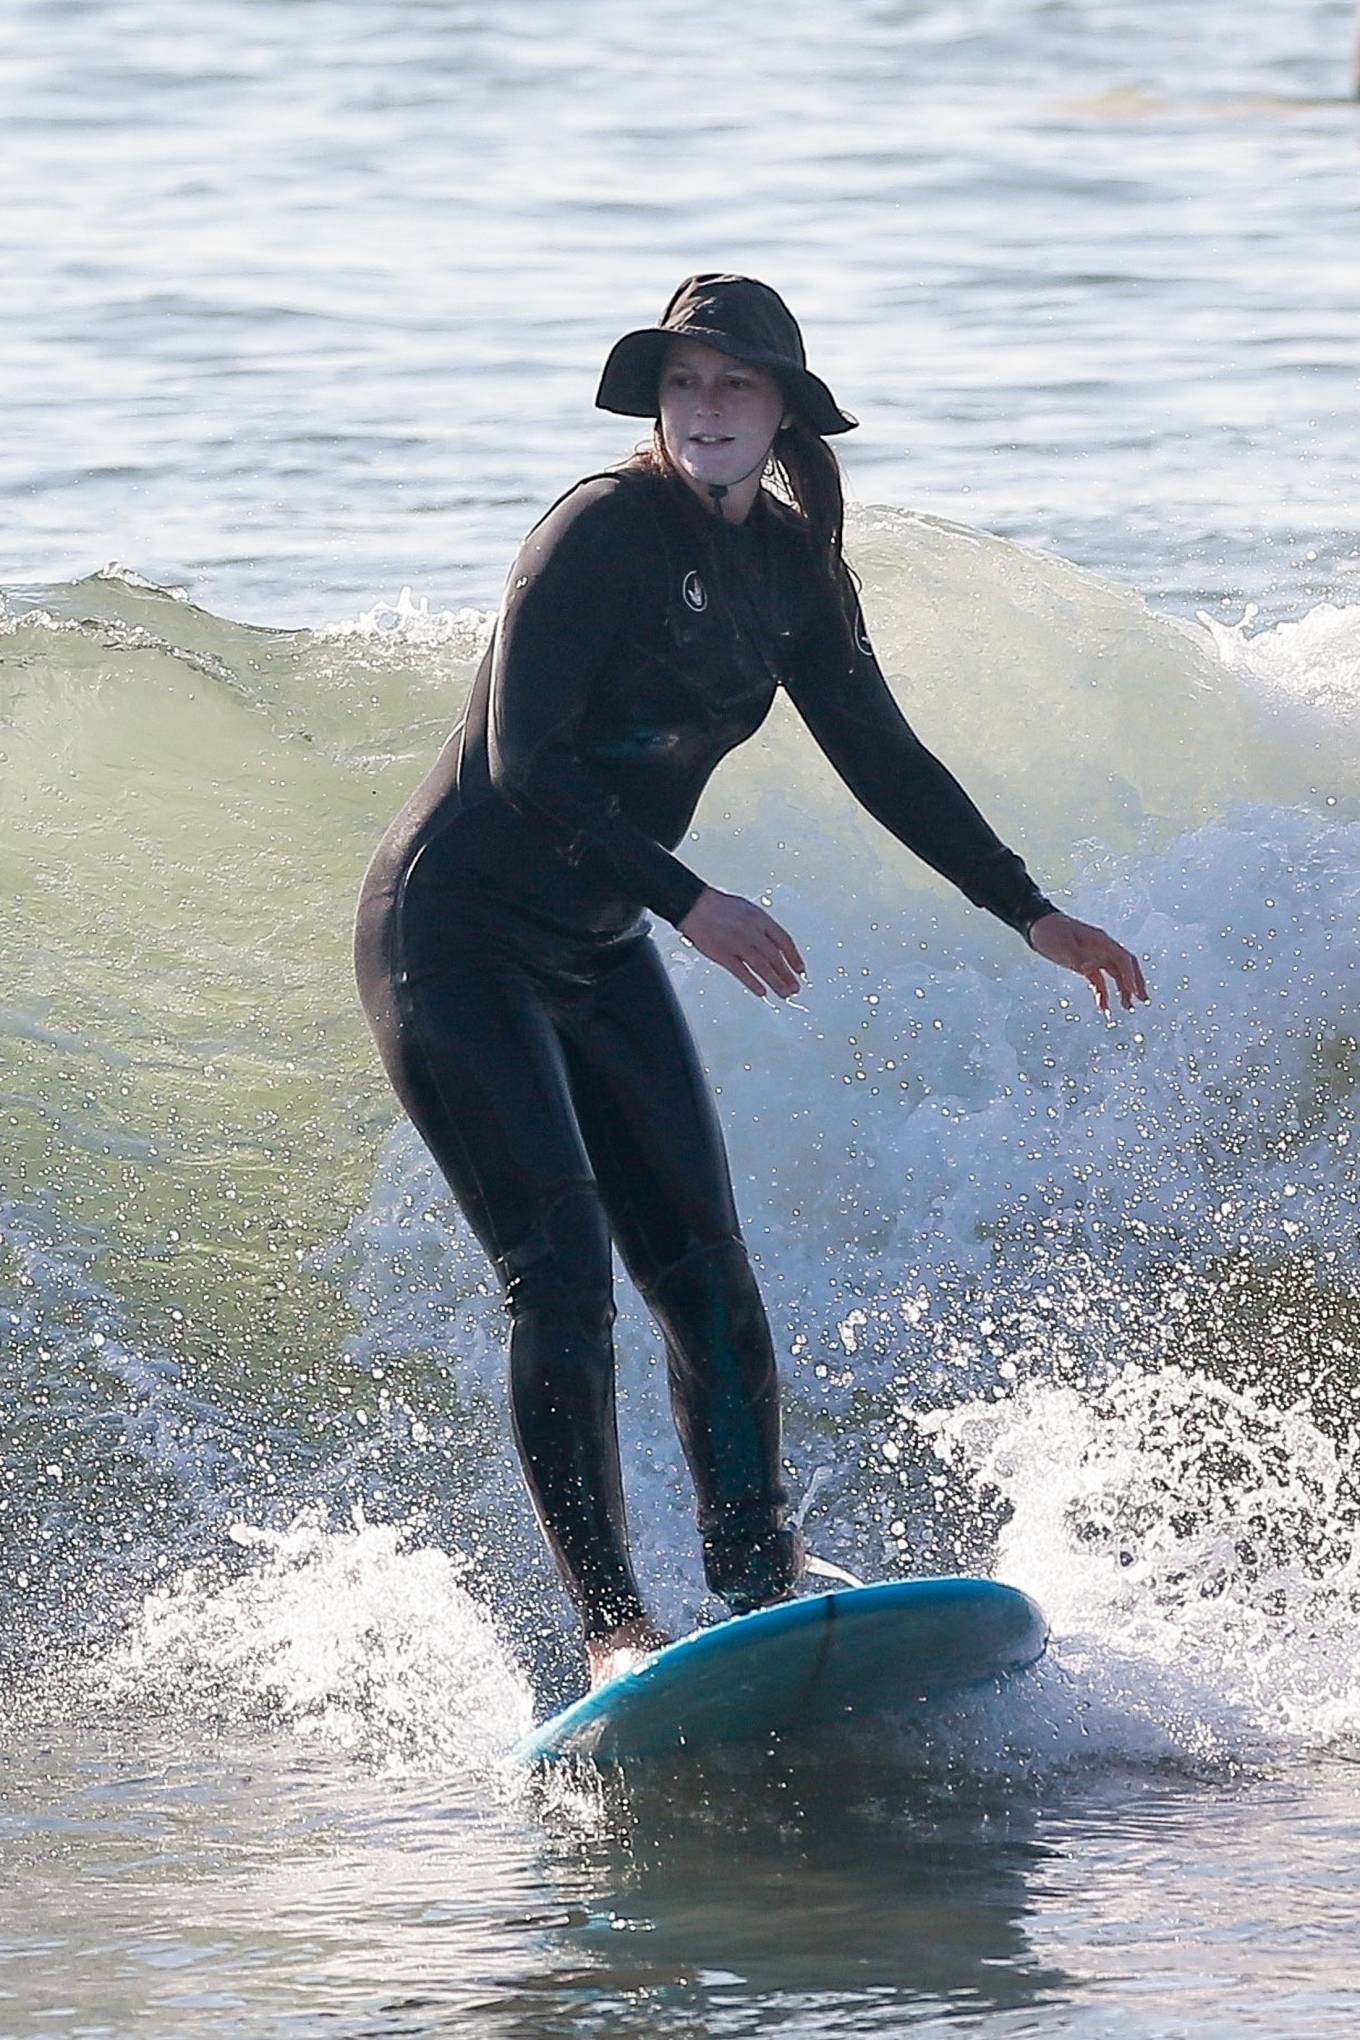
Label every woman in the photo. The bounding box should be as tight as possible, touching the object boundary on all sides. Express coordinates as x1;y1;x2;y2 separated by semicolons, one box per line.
355;274;1147;1689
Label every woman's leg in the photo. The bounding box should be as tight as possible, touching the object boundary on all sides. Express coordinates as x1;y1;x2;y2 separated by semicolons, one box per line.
355;928;648;1640
558;938;803;1613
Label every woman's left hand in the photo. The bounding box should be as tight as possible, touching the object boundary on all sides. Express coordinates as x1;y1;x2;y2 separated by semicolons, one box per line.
1027;911;1149;1014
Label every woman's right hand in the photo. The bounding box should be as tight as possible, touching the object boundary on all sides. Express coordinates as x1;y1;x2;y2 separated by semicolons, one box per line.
678;886;806;999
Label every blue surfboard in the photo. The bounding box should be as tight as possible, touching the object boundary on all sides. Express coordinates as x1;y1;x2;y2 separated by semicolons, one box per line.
516;1577;1047;1767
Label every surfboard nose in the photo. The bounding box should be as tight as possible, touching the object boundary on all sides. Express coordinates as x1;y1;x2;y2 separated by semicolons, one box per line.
515;1577;1049;1768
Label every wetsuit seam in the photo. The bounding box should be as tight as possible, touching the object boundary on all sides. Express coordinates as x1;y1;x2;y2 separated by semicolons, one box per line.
635;1230;748;1302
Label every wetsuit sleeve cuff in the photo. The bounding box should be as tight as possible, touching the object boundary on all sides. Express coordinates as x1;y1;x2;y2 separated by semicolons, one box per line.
655;862;708;929
1020;901;1060;947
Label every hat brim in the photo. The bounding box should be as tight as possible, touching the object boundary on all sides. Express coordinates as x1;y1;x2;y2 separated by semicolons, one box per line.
596;326;857;437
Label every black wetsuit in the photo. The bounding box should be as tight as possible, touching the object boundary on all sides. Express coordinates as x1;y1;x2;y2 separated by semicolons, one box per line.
354;463;1054;1637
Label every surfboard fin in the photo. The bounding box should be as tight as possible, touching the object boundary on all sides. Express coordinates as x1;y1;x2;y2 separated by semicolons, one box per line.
804;1553;864;1590
792;1467;864;1589
793;1465;832;1528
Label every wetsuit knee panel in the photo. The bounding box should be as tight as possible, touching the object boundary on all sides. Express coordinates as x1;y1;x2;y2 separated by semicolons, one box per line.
642;1236;769;1350
641;1234;759;1303
498;1182;616;1337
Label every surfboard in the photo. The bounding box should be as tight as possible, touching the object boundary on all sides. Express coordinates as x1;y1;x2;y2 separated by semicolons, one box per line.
516;1576;1047;1768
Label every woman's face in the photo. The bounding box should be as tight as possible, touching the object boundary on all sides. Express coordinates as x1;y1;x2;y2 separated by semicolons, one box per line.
658;339;789;502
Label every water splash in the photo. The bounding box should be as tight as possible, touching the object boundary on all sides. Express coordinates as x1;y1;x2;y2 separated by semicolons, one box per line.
335;584;496;651
915;1350;1360;1770
95;1507;532;1778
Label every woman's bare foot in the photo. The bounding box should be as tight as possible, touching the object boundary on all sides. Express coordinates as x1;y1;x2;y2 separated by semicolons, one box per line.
586;1614;672;1691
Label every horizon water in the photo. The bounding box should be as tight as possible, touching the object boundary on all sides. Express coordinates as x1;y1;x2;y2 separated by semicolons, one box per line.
3;3;1360;2036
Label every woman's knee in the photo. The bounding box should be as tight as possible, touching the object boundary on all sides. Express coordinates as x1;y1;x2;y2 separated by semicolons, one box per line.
643;1237;773;1371
497;1181;616;1338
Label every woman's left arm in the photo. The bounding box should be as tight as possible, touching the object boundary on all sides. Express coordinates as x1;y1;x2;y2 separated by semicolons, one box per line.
783;591;1148;1012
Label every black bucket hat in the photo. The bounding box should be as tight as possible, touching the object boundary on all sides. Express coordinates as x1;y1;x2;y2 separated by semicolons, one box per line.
596;273;857;438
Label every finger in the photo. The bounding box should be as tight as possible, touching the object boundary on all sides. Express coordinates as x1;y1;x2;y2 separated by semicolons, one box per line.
1132;953;1149;1002
767;918;806;976
749;925;797;979
755;936;801;996
1081;940;1130;1011
1111;947;1144;1010
1108;954;1135;1010
753;953;798;998
729;959;768;998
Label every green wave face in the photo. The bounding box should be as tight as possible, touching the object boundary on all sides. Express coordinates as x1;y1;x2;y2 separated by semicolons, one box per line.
2;573;486;1355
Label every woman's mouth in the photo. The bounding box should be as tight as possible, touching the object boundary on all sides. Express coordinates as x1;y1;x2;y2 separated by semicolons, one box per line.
690;434;733;446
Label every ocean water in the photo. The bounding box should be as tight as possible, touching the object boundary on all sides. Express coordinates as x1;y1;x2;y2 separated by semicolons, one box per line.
3;2;1360;2035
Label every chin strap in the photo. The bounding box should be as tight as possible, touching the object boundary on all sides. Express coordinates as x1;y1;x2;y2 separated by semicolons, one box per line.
706;440;778;519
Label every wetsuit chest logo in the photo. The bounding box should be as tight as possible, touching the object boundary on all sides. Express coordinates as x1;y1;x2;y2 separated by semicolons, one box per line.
682;570;708;613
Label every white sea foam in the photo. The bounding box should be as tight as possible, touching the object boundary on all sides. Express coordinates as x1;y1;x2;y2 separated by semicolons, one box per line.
335;585;496;652
912;1361;1360;1774
1201;600;1360;728
97;1508;533;1778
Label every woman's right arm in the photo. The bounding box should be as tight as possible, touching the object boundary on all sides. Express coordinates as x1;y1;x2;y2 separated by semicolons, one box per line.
487;477;707;927
492;476;807;996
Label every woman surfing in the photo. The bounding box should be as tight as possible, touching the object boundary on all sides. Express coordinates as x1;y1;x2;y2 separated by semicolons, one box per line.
354;274;1147;1690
